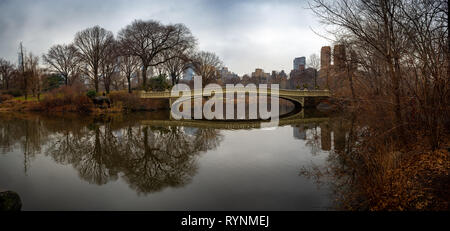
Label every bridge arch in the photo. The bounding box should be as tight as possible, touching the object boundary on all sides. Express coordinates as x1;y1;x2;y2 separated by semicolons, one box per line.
169;93;304;120
138;89;329;120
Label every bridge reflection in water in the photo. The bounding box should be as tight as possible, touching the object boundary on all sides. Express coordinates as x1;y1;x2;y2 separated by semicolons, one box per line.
141;108;333;152
140;88;330;129
141;109;329;130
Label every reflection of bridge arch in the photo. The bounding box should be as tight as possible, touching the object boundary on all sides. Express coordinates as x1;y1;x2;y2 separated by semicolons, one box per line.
168;94;305;119
141;111;329;130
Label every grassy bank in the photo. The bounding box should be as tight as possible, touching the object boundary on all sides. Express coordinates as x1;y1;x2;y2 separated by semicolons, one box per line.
0;86;169;114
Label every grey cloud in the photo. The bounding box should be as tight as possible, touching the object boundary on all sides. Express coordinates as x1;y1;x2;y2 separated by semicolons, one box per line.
0;0;327;75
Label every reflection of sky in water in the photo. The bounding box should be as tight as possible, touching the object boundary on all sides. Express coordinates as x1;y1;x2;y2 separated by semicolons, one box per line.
183;127;199;136
0;113;332;211
173;97;296;120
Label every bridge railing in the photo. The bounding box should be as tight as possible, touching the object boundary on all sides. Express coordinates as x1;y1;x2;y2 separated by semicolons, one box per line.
138;89;330;98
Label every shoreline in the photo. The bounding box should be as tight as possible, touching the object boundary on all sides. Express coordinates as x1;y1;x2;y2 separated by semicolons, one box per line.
0;97;170;114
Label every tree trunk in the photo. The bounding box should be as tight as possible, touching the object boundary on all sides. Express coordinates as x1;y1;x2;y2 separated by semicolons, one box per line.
23;73;27;100
314;70;317;89
393;60;403;127
171;73;176;86
349;69;355;101
381;0;404;143
142;65;148;89
95;79;99;93
127;76;132;93
94;68;99;92
104;73;111;94
105;82;110;94
386;54;404;142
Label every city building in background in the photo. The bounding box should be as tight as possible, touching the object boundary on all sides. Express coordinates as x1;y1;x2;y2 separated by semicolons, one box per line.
219;67;239;83
250;68;271;84
293;57;306;71
171;53;331;91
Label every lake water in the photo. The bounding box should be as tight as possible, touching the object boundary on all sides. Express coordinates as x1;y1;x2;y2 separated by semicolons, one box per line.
0;110;339;210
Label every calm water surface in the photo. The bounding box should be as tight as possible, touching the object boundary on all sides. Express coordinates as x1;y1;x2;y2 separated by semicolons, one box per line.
0;110;338;210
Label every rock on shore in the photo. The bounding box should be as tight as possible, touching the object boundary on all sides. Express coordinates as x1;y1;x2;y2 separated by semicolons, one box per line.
0;190;22;211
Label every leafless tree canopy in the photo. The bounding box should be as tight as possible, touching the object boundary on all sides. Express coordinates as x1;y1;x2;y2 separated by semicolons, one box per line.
191;51;223;85
310;0;448;148
42;44;80;86
118;54;140;93
23;52;42;99
118;20;196;88
307;53;320;70
0;18;223;95
161;48;192;86
0;58;15;90
100;40;120;94
74;25;115;92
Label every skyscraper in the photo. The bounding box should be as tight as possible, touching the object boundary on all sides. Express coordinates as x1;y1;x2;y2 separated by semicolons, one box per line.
293;57;306;70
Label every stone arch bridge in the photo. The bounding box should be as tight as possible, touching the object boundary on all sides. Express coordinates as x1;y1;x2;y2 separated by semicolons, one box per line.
138;88;330;109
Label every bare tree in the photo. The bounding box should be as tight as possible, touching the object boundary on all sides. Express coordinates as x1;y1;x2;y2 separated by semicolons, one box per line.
161;49;191;86
74;26;114;92
118;20;196;89
42;44;80;86
111;73;125;91
396;0;448;149
19;42;27;99
23;53;40;98
310;0;409;140
17;43;40;99
0;58;15;90
307;53;320;70
118;54;140;93
191;51;222;85
307;53;320;88
101;40;119;94
310;0;448;148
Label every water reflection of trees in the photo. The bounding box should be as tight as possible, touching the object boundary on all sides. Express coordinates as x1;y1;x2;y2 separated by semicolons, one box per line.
0;113;51;173
120;126;222;194
291;122;330;156
301;113;449;211
0;113;222;194
299;114;366;210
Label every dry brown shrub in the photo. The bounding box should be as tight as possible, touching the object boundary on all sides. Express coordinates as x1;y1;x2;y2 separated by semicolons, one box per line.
39;85;93;112
0;94;13;103
109;91;169;111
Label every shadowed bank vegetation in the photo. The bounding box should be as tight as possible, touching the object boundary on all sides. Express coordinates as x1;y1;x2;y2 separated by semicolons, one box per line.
302;113;449;210
0;84;169;113
300;0;449;210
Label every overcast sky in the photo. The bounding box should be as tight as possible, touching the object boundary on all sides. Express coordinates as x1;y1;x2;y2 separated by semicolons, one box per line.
0;0;328;75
